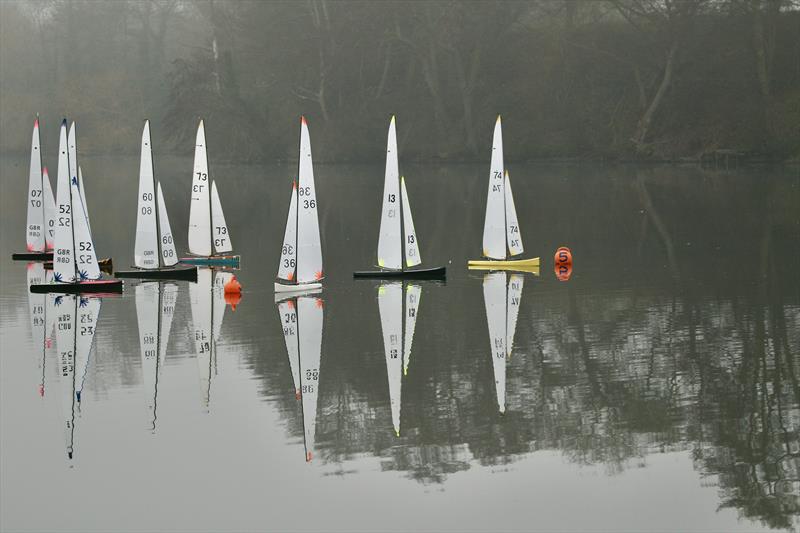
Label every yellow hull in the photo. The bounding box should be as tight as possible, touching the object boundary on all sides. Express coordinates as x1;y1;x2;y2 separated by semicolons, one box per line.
467;257;540;268
468;265;540;275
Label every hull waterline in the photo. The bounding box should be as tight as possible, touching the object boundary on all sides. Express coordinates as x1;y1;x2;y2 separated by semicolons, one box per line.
180;255;240;268
274;281;322;293
115;265;198;282
12;252;52;261
467;257;540;268
30;279;123;294
353;266;446;280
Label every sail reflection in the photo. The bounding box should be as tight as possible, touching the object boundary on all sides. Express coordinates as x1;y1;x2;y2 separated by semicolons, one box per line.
190;267;236;411
377;282;422;436
481;271;524;415
52;293;102;461
277;291;324;462
135;282;178;431
26;263;52;397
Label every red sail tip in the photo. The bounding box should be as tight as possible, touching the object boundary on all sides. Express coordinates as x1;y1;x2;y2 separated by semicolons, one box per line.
287;272;294;281
301;115;307;126
34;118;39;128
306;451;313;462
43;167;49;177
287;300;295;309
295;390;301;400
314;271;323;280
38;384;44;397
315;298;324;309
292;180;297;190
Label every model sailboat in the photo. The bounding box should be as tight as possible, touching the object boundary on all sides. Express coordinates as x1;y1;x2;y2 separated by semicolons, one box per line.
30;121;122;294
135;282;178;431
116;122;197;281
377;282;422;436
13;117;57;261
275;116;324;292
468;116;539;270
482;271;525;414
180;120;239;268
191;267;235;410
276;292;324;462
354;117;445;279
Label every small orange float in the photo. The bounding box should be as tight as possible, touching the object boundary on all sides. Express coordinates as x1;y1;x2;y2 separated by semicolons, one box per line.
554;247;573;281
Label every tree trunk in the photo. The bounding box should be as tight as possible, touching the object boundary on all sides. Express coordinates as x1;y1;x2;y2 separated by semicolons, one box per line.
633;39;679;151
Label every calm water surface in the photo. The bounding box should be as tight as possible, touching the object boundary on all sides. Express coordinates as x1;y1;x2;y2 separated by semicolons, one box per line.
1;154;799;532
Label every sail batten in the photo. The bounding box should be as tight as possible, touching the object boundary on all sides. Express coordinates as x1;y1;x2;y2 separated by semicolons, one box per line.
482;116;506;260
26;118;45;252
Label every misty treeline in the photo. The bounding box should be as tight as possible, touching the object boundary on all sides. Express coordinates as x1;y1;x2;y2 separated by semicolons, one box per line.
1;0;798;161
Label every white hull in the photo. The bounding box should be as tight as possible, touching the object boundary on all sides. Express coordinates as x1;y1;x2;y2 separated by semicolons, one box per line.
274;281;322;294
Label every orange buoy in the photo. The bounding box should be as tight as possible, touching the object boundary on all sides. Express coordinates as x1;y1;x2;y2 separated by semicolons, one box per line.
224;275;242;294
554;246;572;281
224;291;241;311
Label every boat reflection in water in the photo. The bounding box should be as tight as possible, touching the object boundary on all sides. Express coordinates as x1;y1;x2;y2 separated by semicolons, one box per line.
190;267;236;411
52;293;101;462
481;271;525;415
277;290;324;462
377;282;422;436
26;263;53;397
135;282;178;431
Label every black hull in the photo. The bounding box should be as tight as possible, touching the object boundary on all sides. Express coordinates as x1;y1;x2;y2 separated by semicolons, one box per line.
353;266;447;280
44;257;113;274
115;265;198;282
30;279;123;294
12;252;52;261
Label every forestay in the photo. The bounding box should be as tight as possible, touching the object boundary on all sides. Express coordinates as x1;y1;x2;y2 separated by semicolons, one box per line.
296;117;323;283
188;121;212;256
277;182;298;281
482;116;506;260
378;117;402;270
210;181;232;253
27;118;44;252
135;121;159;269
400;177;421;268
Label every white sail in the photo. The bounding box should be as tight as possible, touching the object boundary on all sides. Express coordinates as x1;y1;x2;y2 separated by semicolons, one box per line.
53;121;76;283
277;182;298;281
482;116;506;260
54;294;77;460
298;295;323;461
296;117;323;283
191;268;213;410
506;273;524;358
71;176;100;281
136;283;160;429
158;283;178;367
156;182;178;267
74;296;100;404
278;299;301;399
188;120;212;257
378;283;403;435
26;118;45;251
135;121;159;268
504;171;523;256
43;168;56;250
77;166;91;236
210;181;232;254
403;284;422;376
483;271;507;414
377;116;402;270
400;177;421;268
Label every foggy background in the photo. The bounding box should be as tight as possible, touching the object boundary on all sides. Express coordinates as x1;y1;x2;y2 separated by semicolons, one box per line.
1;0;798;162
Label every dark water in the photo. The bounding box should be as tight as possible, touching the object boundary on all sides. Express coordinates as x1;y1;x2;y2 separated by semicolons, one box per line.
1;154;799;532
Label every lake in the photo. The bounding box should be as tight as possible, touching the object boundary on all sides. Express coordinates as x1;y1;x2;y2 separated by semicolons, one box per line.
1;153;798;532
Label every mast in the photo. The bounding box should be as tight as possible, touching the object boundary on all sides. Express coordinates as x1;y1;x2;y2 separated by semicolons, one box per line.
149;122;163;268
398;175;405;272
67;124;78;281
